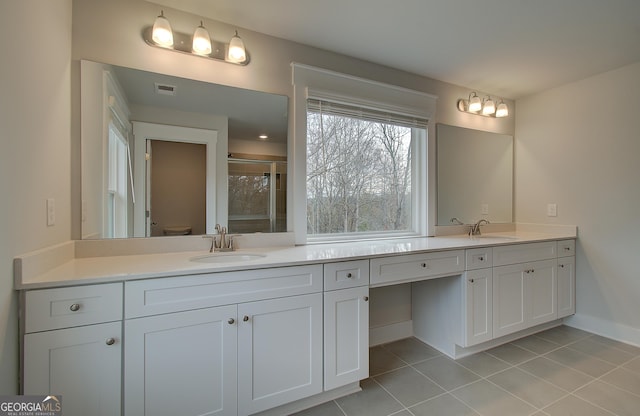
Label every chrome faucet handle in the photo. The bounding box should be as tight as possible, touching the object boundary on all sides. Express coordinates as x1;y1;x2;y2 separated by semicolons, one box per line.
202;235;216;252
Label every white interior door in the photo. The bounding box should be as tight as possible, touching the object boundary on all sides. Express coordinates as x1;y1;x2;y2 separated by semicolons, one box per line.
132;122;218;237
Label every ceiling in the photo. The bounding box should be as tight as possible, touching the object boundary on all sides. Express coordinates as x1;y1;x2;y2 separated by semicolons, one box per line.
112;65;289;143
148;0;640;99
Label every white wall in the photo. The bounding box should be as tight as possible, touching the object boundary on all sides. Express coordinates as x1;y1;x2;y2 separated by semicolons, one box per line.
515;62;640;345
70;0;515;333
0;0;72;393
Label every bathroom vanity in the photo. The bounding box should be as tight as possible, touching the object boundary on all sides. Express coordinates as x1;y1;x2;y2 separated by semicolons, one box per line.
15;228;575;416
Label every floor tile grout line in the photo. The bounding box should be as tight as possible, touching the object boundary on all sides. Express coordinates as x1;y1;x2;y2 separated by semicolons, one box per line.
514;359;592;395
331;398;348;416
590;362;640;400
369;374;412;415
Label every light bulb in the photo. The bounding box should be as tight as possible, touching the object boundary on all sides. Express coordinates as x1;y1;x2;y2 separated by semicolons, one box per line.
152;10;174;47
482;97;496;115
496;101;509;118
228;30;246;62
468;93;482;112
192;22;212;55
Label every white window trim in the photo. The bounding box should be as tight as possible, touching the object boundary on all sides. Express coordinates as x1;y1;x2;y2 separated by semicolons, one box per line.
291;63;437;245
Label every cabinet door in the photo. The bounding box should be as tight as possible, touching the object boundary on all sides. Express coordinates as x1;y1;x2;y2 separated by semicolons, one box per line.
23;322;122;416
493;263;527;338
526;259;557;326
124;305;237;416
238;293;323;415
463;269;493;346
557;256;576;318
324;287;369;390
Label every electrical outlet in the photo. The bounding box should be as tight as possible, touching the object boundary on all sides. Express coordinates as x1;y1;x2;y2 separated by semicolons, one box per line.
47;198;56;226
547;203;557;217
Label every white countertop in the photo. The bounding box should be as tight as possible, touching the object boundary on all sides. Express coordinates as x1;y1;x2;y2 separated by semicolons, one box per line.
14;227;577;290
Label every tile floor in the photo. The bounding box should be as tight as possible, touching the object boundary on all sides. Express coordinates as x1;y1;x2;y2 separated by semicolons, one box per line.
294;326;640;416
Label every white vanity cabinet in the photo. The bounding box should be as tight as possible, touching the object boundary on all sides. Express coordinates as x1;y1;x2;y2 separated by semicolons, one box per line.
123;264;323;416
462;247;494;347
492;242;558;338
22;283;123;416
323;260;369;391
557;239;576;318
124;305;238;416
492;258;557;338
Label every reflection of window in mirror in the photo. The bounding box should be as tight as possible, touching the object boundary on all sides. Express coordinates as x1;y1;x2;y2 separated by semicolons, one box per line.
228;158;287;233
107;123;129;238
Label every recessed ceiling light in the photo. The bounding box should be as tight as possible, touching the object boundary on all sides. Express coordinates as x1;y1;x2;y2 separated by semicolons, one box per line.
259;134;268;140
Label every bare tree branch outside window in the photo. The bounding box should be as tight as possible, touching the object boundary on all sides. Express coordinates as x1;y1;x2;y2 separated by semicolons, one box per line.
307;110;417;236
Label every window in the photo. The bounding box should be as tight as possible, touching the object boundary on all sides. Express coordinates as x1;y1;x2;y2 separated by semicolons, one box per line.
292;63;437;244
306;99;427;240
107;122;129;238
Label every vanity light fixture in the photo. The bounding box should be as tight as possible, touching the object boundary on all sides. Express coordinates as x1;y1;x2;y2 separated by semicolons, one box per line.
495;100;509;118
228;30;247;63
144;10;249;65
457;92;509;118
482;96;496;115
152;10;174;47
192;21;212;55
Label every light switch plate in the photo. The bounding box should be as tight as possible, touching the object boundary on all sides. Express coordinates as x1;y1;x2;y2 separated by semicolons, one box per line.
547;203;557;217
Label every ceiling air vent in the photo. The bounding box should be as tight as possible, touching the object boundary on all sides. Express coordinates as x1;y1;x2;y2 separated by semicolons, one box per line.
154;83;176;96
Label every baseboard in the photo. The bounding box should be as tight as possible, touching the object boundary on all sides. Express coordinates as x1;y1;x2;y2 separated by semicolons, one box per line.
564;314;640;348
370;320;413;346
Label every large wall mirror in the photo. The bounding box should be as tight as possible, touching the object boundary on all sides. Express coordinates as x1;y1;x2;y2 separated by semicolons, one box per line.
436;124;513;226
80;60;288;239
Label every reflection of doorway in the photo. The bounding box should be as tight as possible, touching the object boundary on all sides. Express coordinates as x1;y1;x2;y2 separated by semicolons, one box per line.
148;140;206;236
132;122;217;237
228;159;287;233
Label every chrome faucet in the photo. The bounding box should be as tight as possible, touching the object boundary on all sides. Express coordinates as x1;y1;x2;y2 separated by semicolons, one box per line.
469;219;490;236
214;224;234;252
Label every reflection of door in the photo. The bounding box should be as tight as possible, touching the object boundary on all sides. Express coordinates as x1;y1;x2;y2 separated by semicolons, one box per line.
228;160;287;233
132;122;217;237
147;140;206;236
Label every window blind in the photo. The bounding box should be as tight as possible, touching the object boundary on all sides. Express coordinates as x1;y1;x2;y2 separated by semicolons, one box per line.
307;98;429;130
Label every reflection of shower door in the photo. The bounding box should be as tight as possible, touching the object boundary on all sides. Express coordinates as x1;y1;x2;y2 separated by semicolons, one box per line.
228;160;286;233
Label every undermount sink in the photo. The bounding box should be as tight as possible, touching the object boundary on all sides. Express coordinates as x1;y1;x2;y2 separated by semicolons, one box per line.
190;253;267;263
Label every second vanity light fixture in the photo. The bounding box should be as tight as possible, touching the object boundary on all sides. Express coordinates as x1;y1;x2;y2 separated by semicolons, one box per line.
145;10;249;65
457;92;509;118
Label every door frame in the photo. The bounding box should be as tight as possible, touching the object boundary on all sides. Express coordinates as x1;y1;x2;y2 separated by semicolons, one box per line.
132;122;218;237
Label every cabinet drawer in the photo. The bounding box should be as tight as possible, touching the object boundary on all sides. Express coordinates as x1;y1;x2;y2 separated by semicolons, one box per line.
466;247;493;270
370;250;464;287
324;260;370;291
493;242;557;267
125;264;323;318
25;283;123;333
557;239;575;257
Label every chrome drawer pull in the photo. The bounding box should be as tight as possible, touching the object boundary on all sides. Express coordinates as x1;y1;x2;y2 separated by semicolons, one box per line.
105;338;116;346
69;303;81;312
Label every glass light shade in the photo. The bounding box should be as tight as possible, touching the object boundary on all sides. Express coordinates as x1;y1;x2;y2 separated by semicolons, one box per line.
152;11;174;47
468;93;482;112
496;101;509;118
482;98;496;115
192;22;212;55
228;31;246;62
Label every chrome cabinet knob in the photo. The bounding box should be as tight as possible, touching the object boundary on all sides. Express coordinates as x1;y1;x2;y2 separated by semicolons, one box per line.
243;315;250;322
228;318;235;324
69;303;80;312
105;338;116;346
363;296;369;302
469;279;475;283
420;263;427;268
346;273;353;278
